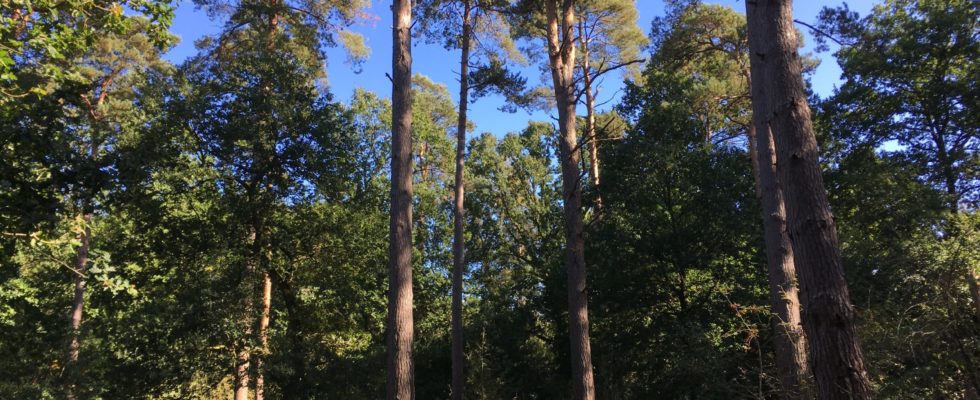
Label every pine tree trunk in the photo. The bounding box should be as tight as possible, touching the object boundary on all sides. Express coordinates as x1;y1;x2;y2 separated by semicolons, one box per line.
387;0;415;398
747;123;813;399
745;1;871;398
66;210;92;400
578;19;601;211
451;2;471;399
234;228;257;400
255;271;272;400
545;2;595;399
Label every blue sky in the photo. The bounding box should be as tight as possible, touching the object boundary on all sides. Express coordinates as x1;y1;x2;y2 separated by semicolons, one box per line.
164;0;875;136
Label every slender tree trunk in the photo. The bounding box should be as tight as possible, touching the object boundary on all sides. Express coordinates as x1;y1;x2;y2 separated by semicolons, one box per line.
578;20;601;211
545;2;595;399
748;123;813;399
66;209;92;400
745;1;871;398
234;227;257;400
388;0;415;398
255;271;272;400
451;2;472;400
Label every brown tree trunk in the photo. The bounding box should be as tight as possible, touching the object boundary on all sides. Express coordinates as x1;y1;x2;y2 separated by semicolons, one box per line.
578;19;602;211
388;0;415;398
747;123;813;399
451;2;471;400
545;2;595;399
744;1;872;399
66;210;92;400
255;271;272;400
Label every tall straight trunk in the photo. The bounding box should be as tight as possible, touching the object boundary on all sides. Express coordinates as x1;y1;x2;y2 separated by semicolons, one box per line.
744;1;872;399
255;271;272;400
65;209;92;400
387;0;415;398
578;20;601;211
747;123;812;399
545;2;595;399
234;227;257;400
451;2;471;400
250;8;279;398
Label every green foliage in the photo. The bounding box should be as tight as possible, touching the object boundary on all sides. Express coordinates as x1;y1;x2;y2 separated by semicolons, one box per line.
1;1;977;398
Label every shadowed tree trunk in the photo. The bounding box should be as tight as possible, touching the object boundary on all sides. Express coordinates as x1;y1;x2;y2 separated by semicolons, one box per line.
388;0;415;398
451;2;472;399
744;1;872;398
66;208;92;400
545;1;595;399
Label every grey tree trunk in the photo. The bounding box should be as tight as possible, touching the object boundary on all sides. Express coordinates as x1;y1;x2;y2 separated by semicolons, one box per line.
747;123;813;399
545;2;595;399
66;210;92;400
744;1;872;398
451;2;471;400
387;0;415;398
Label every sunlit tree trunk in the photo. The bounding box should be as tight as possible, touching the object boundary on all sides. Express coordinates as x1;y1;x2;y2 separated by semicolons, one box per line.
255;271;272;400
451;2;472;399
545;2;595;399
745;1;871;398
578;19;601;211
387;0;415;398
747;123;813;399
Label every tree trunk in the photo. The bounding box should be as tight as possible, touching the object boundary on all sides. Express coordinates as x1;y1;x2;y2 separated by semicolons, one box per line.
578;19;601;211
66;210;92;400
451;2;471;400
744;1;872;399
255;271;272;400
970;270;980;322
387;0;415;398
545;2;595;399
234;228;257;400
748;123;813;399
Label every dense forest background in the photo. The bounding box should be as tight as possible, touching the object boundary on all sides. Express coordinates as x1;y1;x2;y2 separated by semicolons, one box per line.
1;0;977;399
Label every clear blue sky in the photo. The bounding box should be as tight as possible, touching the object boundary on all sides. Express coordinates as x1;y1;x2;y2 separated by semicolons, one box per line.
164;0;874;136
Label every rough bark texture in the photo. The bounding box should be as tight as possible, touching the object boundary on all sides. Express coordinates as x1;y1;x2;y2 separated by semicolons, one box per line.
748;123;813;399
451;2;471;399
387;0;415;398
66;210;92;400
744;1;872;399
545;2;596;399
255;271;272;400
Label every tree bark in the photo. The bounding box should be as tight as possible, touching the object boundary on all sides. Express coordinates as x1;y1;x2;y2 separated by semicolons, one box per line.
387;0;415;398
748;123;813;399
578;19;601;211
66;210;92;400
451;2;472;400
545;2;596;399
744;1;872;399
255;271;272;400
234;228;257;400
